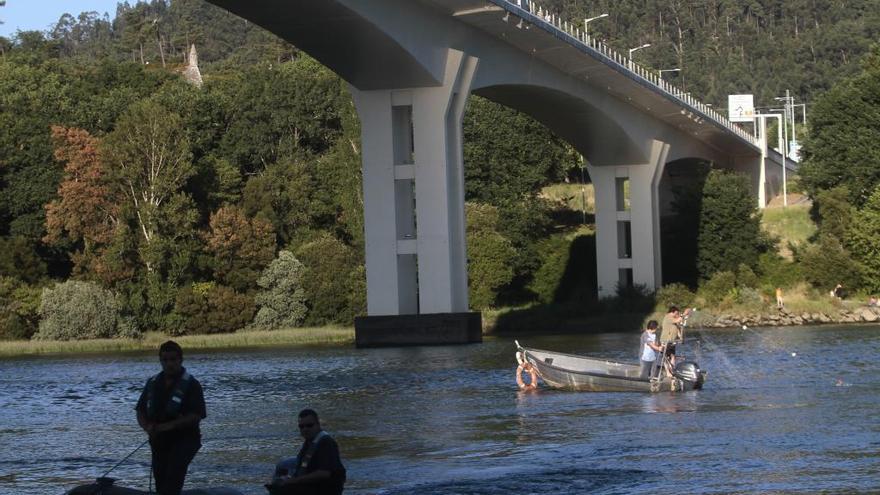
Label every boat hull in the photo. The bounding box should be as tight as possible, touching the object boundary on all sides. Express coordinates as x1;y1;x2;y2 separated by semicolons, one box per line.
66;482;244;495
522;347;705;392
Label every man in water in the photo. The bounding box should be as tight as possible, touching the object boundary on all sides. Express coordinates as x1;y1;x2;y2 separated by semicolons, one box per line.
268;409;346;495
136;340;206;495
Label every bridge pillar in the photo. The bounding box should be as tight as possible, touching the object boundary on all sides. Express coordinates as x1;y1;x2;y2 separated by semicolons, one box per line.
588;140;670;299
351;49;482;347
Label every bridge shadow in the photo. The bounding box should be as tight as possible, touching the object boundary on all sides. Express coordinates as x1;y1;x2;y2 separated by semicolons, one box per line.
491;233;655;335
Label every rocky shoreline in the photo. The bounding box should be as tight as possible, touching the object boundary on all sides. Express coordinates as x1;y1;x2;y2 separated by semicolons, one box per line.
696;305;880;328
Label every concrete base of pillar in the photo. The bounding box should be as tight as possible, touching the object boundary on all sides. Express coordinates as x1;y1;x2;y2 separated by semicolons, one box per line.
354;312;482;348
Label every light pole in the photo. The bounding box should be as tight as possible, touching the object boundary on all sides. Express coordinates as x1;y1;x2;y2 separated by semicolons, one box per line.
627;43;651;70
755;113;787;207
583;13;608;37
658;68;680;78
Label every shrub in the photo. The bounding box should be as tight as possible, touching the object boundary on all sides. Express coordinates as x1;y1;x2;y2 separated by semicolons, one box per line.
757;252;803;291
655;283;695;311
253;251;308;329
174;283;255;335
733;287;765;307
0;277;42;340
35;280;135;340
698;271;736;306
736;263;759;288
798;235;862;291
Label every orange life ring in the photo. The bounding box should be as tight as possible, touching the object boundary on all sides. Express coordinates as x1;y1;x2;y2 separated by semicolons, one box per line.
516;362;538;390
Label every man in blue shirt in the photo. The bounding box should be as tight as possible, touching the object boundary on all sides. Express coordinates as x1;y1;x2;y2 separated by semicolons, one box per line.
639;320;663;379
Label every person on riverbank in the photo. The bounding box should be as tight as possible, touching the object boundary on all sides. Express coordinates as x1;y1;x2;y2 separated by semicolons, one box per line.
776;287;784;309
639;320;663;379
136;340;206;495
268;409;346;495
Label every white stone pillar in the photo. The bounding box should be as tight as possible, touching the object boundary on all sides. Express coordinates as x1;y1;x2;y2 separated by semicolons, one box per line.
588;140;669;298
351;49;478;316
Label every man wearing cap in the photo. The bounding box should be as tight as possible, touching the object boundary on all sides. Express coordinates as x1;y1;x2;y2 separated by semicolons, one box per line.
135;340;206;495
268;409;346;495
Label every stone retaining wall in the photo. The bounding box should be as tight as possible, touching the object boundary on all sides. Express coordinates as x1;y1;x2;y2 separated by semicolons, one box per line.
696;305;880;328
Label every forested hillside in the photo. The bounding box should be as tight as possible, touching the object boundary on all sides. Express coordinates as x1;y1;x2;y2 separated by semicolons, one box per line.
1;0;878;340
539;0;880;106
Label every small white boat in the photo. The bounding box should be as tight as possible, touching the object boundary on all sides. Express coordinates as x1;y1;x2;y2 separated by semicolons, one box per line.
515;341;706;392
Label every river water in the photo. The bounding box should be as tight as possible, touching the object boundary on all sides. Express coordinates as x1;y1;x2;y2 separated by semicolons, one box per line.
1;324;878;494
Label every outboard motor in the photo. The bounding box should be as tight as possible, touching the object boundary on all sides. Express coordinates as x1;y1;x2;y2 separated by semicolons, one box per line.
673;361;704;389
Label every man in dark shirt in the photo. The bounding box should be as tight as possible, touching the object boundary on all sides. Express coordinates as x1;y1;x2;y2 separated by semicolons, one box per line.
135;340;206;495
268;409;346;495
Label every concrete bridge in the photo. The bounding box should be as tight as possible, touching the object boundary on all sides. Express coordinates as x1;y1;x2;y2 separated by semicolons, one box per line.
207;0;795;345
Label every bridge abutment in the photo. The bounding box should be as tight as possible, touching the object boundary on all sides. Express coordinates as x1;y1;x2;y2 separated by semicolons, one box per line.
351;49;481;347
589;140;669;298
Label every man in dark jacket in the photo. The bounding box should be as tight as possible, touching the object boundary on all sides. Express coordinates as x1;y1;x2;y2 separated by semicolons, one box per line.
268;409;346;495
136;340;206;495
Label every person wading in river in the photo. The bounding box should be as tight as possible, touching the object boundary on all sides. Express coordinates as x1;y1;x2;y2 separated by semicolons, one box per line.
136;340;206;495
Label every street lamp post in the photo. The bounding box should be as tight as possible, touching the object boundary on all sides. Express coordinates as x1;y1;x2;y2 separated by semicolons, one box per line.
658;68;680;78
627;43;651;70
755;113;787;207
583;13;608;37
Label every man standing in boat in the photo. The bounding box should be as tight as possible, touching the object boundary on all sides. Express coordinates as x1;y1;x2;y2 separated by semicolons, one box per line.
268;408;346;495
639;320;663;379
136;340;206;495
659;306;690;368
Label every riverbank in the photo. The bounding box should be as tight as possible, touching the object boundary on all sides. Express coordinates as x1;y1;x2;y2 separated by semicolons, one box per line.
0;326;354;357
485;294;880;334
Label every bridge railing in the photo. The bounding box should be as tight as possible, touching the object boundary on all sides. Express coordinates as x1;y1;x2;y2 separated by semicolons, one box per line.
496;0;759;148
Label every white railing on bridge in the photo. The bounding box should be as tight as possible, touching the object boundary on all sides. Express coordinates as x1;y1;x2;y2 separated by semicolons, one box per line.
499;0;759;147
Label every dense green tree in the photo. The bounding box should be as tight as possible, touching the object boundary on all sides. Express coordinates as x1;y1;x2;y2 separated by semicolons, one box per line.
295;233;363;325
845;186;880;292
465;203;516;309
0;58;72;240
0;276;42;340
214;57;343;175
814;186;853;241
0;237;47;284
203;205;276;292
240;159;314;248
173;281;255;335
463;96;571;205
799;46;880;206
697;170;768;279
102;100;195;262
798;234;862;291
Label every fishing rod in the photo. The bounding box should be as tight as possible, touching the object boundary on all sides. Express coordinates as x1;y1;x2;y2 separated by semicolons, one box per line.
97;438;150;483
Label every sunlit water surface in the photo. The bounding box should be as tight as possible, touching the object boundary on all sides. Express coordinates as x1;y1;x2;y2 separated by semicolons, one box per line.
1;324;878;494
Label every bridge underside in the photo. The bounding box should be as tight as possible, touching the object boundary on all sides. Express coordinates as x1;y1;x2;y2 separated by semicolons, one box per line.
206;0;790;346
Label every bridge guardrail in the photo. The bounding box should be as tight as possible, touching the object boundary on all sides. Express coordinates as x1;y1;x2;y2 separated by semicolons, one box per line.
492;0;760;148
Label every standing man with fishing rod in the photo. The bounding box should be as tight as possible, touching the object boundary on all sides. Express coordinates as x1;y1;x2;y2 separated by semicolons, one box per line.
136;340;206;495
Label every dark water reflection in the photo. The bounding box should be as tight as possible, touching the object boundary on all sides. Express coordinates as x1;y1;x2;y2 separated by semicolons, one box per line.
1;324;879;494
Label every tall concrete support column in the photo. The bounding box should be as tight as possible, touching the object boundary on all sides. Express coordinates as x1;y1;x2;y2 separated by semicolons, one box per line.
351;49;482;347
588;140;669;298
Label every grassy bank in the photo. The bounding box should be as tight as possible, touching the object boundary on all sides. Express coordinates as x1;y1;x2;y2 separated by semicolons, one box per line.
0;326;354;358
